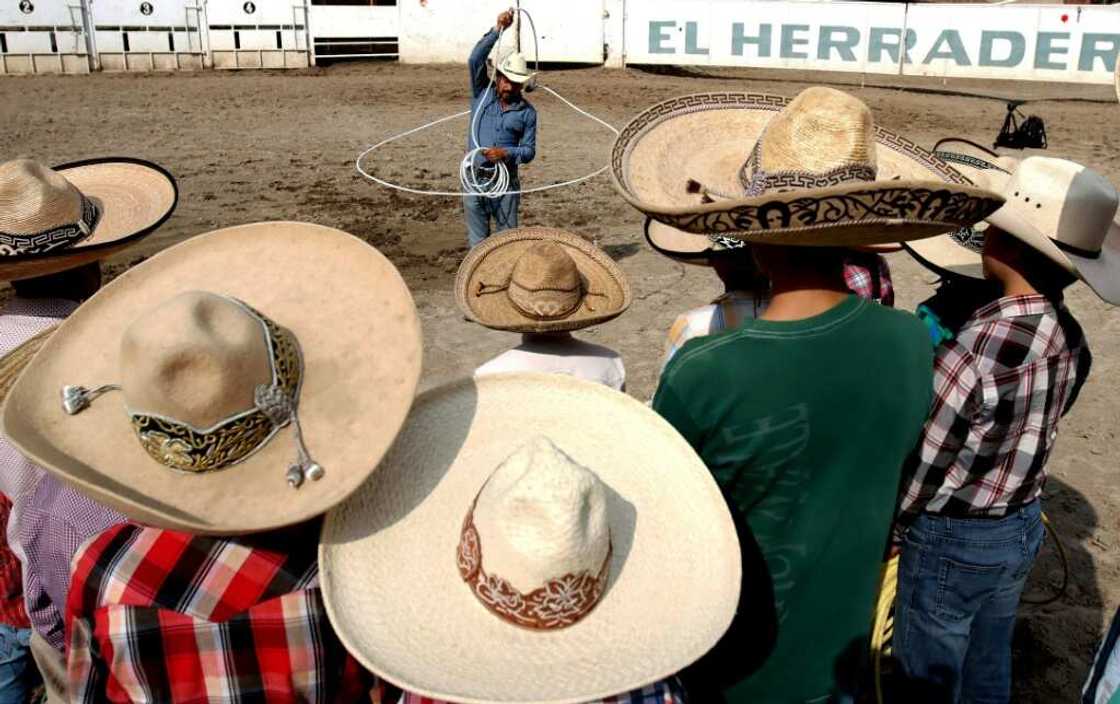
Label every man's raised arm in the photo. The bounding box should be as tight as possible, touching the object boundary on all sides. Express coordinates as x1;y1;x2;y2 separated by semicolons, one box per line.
469;10;513;98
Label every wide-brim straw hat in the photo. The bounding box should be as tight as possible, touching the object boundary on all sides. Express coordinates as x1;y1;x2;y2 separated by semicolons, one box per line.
1;221;422;535
0;157;177;282
612;91;1003;247
319;373;741;704
904;139;1019;279
456;227;631;333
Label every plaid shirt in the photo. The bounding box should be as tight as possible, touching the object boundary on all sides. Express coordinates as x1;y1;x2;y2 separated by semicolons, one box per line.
843;252;895;307
0;494;30;628
0;296;122;648
382;679;687;704
66;524;372;703
897;295;1090;528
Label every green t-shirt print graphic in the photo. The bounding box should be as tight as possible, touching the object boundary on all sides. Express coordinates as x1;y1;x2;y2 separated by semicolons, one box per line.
717;403;811;626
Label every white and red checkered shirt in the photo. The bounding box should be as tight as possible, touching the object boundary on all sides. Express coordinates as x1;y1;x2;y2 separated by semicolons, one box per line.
896;294;1091;527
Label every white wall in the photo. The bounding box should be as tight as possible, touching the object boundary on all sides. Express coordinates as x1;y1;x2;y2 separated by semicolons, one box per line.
398;0;603;64
89;0;204;57
624;1;1120;85
309;5;397;40
0;0;87;56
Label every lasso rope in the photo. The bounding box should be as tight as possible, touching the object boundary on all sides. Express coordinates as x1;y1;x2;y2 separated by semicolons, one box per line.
356;8;618;198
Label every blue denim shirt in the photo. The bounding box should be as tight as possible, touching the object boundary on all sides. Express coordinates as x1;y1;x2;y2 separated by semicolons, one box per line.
467;29;537;180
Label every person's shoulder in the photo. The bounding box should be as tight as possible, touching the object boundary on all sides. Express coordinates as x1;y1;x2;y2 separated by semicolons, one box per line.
660;325;746;386
861;302;931;347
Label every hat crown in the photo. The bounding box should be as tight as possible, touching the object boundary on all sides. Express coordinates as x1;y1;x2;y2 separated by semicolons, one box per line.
0;159;84;236
498;51;531;80
508;242;583;318
472;436;610;594
1005;157;1118;253
120;291;273;429
756;87;878;177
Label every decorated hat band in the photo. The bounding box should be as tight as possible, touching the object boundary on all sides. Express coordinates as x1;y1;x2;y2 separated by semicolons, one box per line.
0;195;100;257
456;488;613;631
60;296;323;489
934;149;1014;254
739;136;878;198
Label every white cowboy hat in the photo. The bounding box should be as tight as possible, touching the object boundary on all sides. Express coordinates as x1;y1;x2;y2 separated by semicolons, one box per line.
612;88;1003;247
319;374;741;704
495;50;535;84
987;157;1120;305
904;139;1020;279
0;157;177;282
456;227;631;332
1;221;423;534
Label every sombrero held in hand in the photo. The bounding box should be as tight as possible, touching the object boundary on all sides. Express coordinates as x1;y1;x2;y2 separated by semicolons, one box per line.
612;87;1004;247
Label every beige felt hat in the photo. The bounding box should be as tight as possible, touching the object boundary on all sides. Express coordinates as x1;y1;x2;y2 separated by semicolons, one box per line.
612;88;1004;247
0;157;177;282
1;221;422;535
904;139;1020;279
495;50;535;84
986;157;1120;305
456;227;631;332
320;373;741;704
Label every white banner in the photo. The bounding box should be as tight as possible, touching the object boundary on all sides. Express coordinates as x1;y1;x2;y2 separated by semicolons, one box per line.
398;0;603;65
309;5;396;40
625;1;1120;85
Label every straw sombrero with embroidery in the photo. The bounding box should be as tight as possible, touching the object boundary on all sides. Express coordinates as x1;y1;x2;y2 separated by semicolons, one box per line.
0;157;177;282
456;227;631;332
612;87;1004;247
903;139;1020;278
1;221;422;534
320;373;741;704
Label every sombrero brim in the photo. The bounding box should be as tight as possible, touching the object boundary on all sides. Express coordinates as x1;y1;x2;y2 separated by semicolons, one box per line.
612;93;1004;247
0;157;177;282
319;374;741;704
456;227;631;332
1;222;422;535
904;144;1019;279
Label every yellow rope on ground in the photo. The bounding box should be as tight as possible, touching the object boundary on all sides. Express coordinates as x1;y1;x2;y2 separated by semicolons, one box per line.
871;513;1068;704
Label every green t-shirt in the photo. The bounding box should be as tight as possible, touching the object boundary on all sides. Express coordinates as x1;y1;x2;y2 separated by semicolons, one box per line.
653;296;933;704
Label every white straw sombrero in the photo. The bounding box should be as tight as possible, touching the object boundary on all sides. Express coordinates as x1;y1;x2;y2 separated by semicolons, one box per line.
0;157;177;281
612;88;1004;247
320;374;741;704
904;139;1019;278
456;227;631;333
1;221;422;534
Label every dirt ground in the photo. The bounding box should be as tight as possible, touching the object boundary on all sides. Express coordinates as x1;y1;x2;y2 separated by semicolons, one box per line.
1;61;1117;701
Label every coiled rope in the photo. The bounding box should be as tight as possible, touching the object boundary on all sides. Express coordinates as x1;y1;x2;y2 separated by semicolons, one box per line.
357;7;618;199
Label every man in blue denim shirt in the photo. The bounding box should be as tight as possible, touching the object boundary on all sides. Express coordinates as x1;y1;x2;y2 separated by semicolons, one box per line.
463;9;538;247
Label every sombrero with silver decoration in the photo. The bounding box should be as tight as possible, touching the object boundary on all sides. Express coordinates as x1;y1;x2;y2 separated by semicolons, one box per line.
1;221;422;535
903;138;1019;278
0;157;176;281
612;88;1004;247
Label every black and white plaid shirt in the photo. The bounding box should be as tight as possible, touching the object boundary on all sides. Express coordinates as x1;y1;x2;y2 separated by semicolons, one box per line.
896;295;1091;529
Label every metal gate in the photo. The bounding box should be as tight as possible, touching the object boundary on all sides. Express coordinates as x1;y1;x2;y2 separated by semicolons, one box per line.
0;0;91;74
308;1;397;63
207;0;309;69
90;0;207;71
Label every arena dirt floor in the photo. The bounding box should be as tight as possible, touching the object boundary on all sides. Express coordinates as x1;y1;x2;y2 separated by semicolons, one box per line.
2;61;1118;701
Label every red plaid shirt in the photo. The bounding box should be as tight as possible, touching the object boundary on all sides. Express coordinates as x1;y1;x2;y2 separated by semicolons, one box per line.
843;252;895;307
0;494;30;628
66;523;372;703
897;295;1090;529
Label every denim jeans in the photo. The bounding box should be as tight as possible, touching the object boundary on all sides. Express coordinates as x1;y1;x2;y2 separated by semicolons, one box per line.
463;189;520;248
0;624;34;704
894;501;1044;704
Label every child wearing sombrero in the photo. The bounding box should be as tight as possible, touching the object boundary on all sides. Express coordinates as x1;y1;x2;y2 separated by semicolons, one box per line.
0;157;176;701
613;86;1003;702
892;156;1114;702
456;227;632;391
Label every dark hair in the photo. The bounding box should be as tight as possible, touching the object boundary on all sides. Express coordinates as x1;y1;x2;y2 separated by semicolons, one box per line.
11;262;102;302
